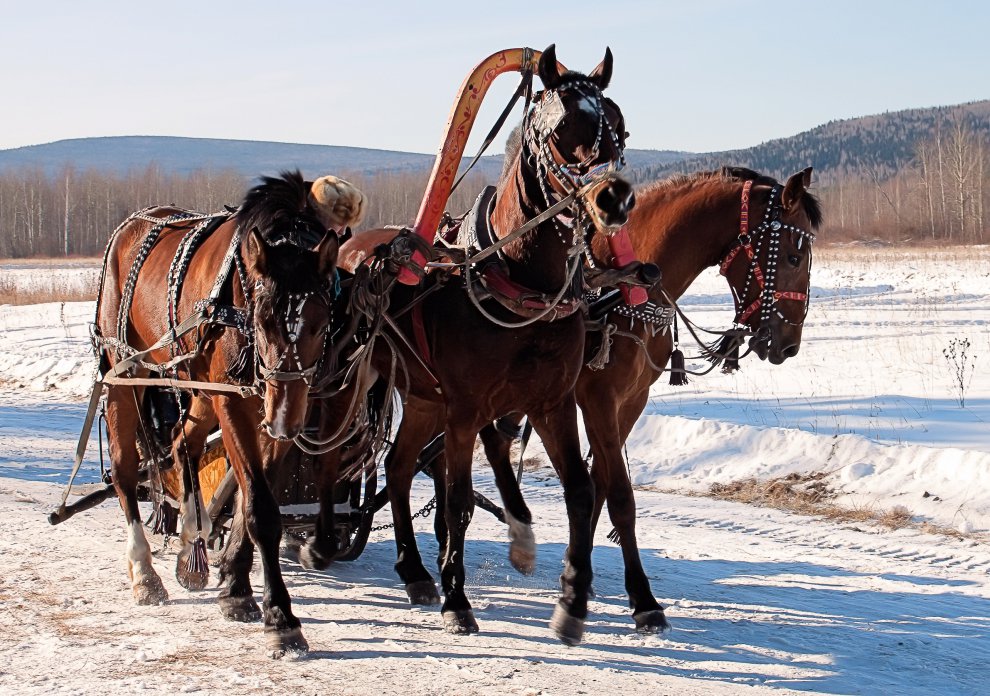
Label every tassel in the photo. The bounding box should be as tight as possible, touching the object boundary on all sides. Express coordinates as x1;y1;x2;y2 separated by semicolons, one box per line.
668;348;689;386
587;323;617;371
151;500;179;537
722;340;740;374
186;537;209;576
607;527;622;546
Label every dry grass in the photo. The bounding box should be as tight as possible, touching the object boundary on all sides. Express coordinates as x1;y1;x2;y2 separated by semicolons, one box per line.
0;258;99;304
816;242;990;264
0;278;96;304
706;472;979;539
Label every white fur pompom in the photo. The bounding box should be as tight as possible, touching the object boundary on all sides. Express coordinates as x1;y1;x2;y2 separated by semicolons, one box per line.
309;175;367;230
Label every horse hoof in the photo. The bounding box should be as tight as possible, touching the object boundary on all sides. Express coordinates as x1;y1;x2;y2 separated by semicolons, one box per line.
266;626;309;659
219;595;262;622
299;541;333;571
633;608;671;634
406;580;441;605
507;515;536;575
509;543;536;576
550;603;585;646
442;609;479;634
132;576;168;606
175;557;209;591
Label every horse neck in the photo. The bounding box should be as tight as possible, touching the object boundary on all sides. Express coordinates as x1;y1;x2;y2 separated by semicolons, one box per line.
490;153;576;292
625;180;744;300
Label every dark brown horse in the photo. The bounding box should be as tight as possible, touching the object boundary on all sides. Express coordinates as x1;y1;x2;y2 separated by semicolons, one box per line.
95;172;340;656
474;166;822;631
338;45;634;646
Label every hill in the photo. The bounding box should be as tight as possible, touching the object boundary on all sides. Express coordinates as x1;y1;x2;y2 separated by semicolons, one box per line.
629;100;990;184
0;135;689;182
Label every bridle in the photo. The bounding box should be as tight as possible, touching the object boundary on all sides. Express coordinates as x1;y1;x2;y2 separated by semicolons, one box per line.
719;180;816;332
523;78;626;230
253;285;334;387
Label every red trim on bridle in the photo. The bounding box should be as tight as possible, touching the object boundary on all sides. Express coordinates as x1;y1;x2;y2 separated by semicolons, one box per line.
719;180;811;327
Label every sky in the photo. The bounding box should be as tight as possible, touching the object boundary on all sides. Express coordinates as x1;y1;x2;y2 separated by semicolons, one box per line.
1;1;988;156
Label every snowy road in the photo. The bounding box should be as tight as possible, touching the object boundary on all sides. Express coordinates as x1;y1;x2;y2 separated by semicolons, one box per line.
2;472;989;695
2;248;989;694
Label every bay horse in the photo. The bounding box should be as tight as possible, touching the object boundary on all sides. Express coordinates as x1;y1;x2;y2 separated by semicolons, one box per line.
338;45;635;646
95;171;342;656
474;165;822;631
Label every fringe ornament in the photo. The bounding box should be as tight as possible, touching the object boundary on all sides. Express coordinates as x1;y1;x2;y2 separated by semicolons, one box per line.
187;537;209;576
150;500;179;537
587;323;617;371
722;339;740;374
607;527;622;546
668;348;689;386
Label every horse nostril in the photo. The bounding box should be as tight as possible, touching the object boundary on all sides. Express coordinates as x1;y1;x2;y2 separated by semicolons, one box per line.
595;187;616;212
783;344;800;358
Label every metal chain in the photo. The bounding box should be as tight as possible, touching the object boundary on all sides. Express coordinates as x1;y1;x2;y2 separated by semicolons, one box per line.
369;495;437;533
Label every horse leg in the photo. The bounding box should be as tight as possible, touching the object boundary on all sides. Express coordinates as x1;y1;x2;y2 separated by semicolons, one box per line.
530;402;595;646
587;395;668;633
173;396;217;591
107;386;169;605
218;398;307;657
387;400;443;605
438;417;479;634
298;446;342;571
216;493;262;622
479;421;536;575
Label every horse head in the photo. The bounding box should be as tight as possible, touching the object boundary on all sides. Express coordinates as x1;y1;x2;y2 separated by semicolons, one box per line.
526;44;634;233
238;172;345;441
719;167;822;365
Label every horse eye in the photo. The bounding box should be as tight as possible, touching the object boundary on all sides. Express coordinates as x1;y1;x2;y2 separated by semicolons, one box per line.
787;254;801;267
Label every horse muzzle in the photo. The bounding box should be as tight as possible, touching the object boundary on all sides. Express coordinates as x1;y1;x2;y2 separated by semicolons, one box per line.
750;327;801;365
590;177;635;228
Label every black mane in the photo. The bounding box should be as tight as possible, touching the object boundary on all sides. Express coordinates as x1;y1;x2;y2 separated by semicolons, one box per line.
237;170;326;248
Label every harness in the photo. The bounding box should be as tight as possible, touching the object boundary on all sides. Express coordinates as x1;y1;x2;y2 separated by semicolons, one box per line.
719;180;816;327
451;77;628;328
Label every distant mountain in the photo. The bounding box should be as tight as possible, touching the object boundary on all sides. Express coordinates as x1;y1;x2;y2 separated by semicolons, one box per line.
7;97;987;188
0;135;691;182
0;136;494;179
629;100;990;185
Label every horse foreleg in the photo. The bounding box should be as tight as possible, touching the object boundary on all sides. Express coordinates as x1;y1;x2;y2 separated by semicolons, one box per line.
219;398;307;657
173;396;217;591
107;387;168;605
216;493;261;622
386;400;443;605
438;418;478;634
530;401;594;646
479;420;536;575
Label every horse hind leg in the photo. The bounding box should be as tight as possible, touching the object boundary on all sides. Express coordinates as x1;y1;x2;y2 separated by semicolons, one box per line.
530;404;594;646
479;421;536;575
108;388;169;605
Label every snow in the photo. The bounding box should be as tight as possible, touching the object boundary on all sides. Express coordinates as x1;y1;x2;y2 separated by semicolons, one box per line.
1;247;988;694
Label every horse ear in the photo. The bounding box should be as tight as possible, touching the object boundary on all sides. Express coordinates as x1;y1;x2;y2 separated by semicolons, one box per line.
246;228;268;275
315;230;339;278
538;44;562;89
588;47;613;90
782;167;813;211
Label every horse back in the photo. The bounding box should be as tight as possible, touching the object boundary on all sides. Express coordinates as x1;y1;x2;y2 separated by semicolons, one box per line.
97;207;237;356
